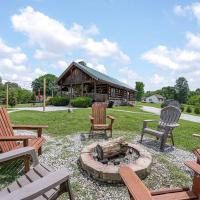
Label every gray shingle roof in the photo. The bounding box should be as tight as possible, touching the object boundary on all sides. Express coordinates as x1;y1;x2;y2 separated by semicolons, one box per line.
58;61;135;91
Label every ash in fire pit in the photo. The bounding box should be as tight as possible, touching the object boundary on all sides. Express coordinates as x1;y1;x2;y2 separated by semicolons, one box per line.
79;137;152;183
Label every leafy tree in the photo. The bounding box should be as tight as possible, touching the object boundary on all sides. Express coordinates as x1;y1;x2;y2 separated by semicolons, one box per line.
32;74;58;96
8;89;17;107
161;86;176;99
174;77;189;103
135;82;144;101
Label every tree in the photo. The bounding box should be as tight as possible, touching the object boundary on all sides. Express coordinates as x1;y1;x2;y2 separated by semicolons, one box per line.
161;86;176;100
8;89;17;107
135;82;144;101
174;77;189;103
32;74;58;96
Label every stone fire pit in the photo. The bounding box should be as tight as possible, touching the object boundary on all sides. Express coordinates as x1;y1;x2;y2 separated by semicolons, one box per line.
79;137;152;183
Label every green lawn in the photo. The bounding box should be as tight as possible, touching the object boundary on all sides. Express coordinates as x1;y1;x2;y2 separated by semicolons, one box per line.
9;107;200;151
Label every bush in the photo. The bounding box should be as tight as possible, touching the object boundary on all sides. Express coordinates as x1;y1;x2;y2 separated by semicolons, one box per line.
8;90;17;107
70;96;92;108
186;106;192;113
194;107;200;114
51;96;69;106
161;103;165;108
180;105;184;112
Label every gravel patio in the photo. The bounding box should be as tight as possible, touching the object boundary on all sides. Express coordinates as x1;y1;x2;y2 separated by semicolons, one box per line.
19;131;195;200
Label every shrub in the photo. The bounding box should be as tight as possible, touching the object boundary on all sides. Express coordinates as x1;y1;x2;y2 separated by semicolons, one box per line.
186;106;192;113
194;107;200;114
8;90;17;107
70;96;92;108
180;105;184;112
161;103;165;108
51;96;69;106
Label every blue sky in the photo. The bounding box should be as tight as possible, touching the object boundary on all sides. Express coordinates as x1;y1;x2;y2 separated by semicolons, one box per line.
0;0;200;90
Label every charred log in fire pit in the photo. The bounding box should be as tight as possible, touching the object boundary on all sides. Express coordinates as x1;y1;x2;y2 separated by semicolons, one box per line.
94;137;128;160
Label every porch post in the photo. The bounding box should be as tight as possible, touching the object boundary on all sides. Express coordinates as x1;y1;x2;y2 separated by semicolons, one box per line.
60;84;63;96
70;84;72;99
94;81;96;100
81;83;84;96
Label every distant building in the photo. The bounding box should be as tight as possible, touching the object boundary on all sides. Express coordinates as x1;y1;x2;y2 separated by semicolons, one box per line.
57;61;136;105
142;94;165;104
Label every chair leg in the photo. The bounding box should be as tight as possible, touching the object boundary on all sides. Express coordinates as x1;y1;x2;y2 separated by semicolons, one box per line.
140;132;144;143
110;129;112;138
66;179;74;200
60;179;74;200
171;133;174;146
38;147;42;156
160;135;167;151
23;156;30;173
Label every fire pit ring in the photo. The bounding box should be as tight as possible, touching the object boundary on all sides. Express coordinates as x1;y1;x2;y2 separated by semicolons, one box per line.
79;142;152;183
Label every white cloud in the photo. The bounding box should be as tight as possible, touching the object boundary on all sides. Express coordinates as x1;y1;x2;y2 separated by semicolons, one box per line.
12;6;129;63
174;2;200;24
186;32;200;49
0;38;27;73
55;60;68;70
119;67;140;85
34;68;46;76
150;74;164;84
141;45;200;71
87;62;107;74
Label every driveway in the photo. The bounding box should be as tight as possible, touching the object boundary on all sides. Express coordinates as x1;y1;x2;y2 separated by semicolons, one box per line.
142;106;200;123
9;106;76;112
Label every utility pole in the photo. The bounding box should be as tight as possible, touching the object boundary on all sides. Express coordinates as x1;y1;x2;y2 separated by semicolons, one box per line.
43;78;46;112
6;84;8;108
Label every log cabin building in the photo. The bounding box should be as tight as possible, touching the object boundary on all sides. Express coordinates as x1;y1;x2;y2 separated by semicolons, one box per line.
57;61;136;105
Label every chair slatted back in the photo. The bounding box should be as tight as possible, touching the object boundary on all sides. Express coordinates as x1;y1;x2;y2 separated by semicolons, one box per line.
0;108;17;152
92;102;107;124
159;106;181;127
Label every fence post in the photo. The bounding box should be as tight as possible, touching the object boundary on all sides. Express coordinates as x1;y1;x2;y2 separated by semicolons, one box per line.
43;78;46;112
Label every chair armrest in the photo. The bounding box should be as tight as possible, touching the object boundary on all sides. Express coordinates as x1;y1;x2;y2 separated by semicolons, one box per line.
119;166;152;200
3;168;70;200
143;120;159;129
107;115;115;120
0;135;35;141
151;187;189;196
185;161;200;174
12;125;48;137
12;125;48;130
0;135;35;147
89;115;94;123
0;147;39;166
164;123;180;128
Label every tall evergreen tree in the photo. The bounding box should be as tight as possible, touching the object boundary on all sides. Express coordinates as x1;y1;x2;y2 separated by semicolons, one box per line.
135;82;144;101
174;77;189;103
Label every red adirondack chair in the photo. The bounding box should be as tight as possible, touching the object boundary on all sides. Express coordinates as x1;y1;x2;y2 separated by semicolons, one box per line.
119;163;200;200
89;102;115;137
0;107;48;155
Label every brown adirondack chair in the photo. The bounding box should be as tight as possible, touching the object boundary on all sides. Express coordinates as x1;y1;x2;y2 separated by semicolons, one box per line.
89;102;115;138
140;106;181;151
119;163;200;200
0;147;74;200
0;107;48;155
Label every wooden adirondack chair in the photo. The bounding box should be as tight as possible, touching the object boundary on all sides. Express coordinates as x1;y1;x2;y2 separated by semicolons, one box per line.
119;163;200;200
89;102;115;138
0;147;74;200
0;107;48;155
140;106;181;151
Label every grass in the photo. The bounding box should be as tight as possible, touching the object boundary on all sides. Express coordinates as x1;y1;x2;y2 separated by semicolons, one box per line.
9;107;200;151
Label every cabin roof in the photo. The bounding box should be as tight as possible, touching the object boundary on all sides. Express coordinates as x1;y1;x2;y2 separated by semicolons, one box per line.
57;61;135;91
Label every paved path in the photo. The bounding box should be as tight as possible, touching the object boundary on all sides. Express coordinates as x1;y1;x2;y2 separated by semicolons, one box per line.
142;106;200;123
8;106;76;112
